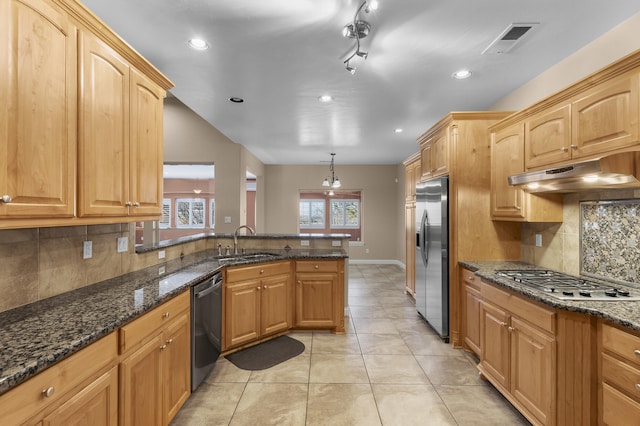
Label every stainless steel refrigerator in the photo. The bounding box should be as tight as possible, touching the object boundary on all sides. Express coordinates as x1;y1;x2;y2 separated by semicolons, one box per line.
415;176;449;341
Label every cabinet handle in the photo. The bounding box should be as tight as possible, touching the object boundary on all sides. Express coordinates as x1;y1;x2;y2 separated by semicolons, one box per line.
125;201;133;206
166;338;173;345
560;147;568;152
133;201;140;207
42;386;55;398
297;281;302;285
314;265;319;269
467;275;474;280
634;349;640;357
0;195;11;203
508;326;515;332
499;322;507;327
635;383;640;392
257;286;261;291
570;144;578;149
160;344;167;351
263;285;268;289
162;312;170;319
260;269;264;274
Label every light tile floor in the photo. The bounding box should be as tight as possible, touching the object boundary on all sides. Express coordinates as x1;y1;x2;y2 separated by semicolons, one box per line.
171;264;530;425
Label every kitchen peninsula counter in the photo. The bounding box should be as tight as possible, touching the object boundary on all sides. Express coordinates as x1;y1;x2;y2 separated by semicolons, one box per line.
0;249;347;396
460;260;640;333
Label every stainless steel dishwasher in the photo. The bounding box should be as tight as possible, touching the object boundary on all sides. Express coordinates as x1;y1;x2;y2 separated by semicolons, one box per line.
191;272;222;391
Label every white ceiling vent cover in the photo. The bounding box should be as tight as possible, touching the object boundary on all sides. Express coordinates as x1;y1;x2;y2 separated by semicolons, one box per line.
482;23;539;55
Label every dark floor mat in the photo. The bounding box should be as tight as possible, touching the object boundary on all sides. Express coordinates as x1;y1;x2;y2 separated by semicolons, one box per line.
225;335;305;370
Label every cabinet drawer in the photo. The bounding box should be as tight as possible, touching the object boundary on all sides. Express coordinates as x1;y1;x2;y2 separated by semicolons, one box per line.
119;290;189;354
226;261;291;283
602;382;640;425
461;268;480;291
0;332;117;426
296;260;338;273
481;281;555;334
602;353;640;401
602;322;640;367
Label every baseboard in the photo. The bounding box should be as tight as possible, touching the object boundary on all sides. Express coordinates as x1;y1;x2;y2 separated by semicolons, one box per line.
348;259;406;268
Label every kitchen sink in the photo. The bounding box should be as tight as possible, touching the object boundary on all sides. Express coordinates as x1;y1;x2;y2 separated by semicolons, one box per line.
216;253;280;264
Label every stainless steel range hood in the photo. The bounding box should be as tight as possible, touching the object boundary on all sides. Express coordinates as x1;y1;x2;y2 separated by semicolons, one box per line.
508;151;640;193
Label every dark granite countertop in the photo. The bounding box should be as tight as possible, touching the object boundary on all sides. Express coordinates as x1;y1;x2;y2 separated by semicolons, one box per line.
460;260;640;333
0;249;347;396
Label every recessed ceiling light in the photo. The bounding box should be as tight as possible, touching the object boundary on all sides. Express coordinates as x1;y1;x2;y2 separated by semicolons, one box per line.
187;38;209;50
452;69;472;79
229;97;244;103
395;128;403;133
318;95;333;103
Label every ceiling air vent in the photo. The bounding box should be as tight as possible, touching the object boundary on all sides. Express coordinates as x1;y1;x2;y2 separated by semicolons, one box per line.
482;23;539;55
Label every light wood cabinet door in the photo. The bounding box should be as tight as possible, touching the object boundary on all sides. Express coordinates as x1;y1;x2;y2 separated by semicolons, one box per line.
130;68;164;216
225;280;261;348
260;273;292;336
572;73;640;159
462;282;482;356
510;316;556;426
525;105;572;169
162;311;190;426
431;129;449;177
0;0;76;218
78;31;130;217
120;334;163;426
491;123;525;220
295;272;337;328
420;143;433;180
480;300;510;389
43;366;118;426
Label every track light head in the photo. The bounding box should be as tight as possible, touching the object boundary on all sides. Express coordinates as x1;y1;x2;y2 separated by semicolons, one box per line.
346;65;356;74
356;50;368;59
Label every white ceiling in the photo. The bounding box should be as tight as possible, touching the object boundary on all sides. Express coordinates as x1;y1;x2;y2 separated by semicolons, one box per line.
81;0;640;165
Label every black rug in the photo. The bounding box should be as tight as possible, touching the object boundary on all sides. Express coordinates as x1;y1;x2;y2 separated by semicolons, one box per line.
225;335;305;370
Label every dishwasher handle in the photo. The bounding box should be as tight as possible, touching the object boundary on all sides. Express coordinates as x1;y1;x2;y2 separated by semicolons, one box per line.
195;275;222;299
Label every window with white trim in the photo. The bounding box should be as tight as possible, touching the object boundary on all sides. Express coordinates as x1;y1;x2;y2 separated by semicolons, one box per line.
330;199;360;228
159;198;171;229
299;199;325;228
210;199;215;229
176;198;205;228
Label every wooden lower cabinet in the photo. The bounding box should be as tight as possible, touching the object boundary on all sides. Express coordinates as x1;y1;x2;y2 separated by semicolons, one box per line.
479;282;556;426
0;333;118;426
294;259;345;332
460;268;481;356
599;321;640;425
224;261;292;350
119;291;190;426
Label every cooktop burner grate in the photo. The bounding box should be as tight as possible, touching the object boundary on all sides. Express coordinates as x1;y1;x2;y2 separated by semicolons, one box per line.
495;270;640;301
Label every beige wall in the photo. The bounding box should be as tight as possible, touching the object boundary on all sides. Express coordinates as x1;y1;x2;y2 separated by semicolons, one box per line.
264;164;402;261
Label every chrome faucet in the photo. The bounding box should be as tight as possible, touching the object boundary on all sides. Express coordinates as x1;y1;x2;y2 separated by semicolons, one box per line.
234;225;255;255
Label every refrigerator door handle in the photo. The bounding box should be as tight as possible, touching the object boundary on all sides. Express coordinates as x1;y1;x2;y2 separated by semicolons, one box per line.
420;209;429;267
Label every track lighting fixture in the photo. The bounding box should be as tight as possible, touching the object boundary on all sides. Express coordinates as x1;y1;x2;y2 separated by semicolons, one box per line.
342;1;378;74
322;153;342;189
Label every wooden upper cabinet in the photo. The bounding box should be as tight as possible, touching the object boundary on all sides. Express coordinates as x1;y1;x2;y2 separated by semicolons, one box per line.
420;142;433;180
525;105;572;169
491;123;525;220
431;129;450;177
0;0;76;218
130;69;164;216
403;157;420;201
572;73;640;159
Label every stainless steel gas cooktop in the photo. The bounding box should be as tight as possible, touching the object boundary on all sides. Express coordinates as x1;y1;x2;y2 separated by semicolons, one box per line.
495;270;640;301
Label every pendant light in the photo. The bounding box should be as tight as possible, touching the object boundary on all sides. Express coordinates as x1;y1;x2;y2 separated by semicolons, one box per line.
322;153;342;189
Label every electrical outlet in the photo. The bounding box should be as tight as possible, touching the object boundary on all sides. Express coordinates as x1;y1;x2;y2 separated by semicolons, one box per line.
117;237;128;253
224;216;232;224
365;248;370;254
158;250;166;259
300;240;310;246
158;265;166;275
83;241;92;259
332;240;341;247
535;233;543;247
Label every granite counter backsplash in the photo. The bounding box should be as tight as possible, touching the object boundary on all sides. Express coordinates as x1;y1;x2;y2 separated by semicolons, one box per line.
460;260;640;333
0;249;347;396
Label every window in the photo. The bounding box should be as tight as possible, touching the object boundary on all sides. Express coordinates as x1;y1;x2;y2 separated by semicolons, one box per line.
330;199;360;228
210;199;215;229
159;199;171;229
299;199;325;228
176;198;205;228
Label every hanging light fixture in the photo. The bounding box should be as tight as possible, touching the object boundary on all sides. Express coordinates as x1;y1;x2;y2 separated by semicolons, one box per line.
342;1;378;74
322;153;342;189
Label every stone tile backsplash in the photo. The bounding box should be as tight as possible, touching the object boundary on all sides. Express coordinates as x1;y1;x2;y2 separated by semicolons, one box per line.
581;200;640;284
